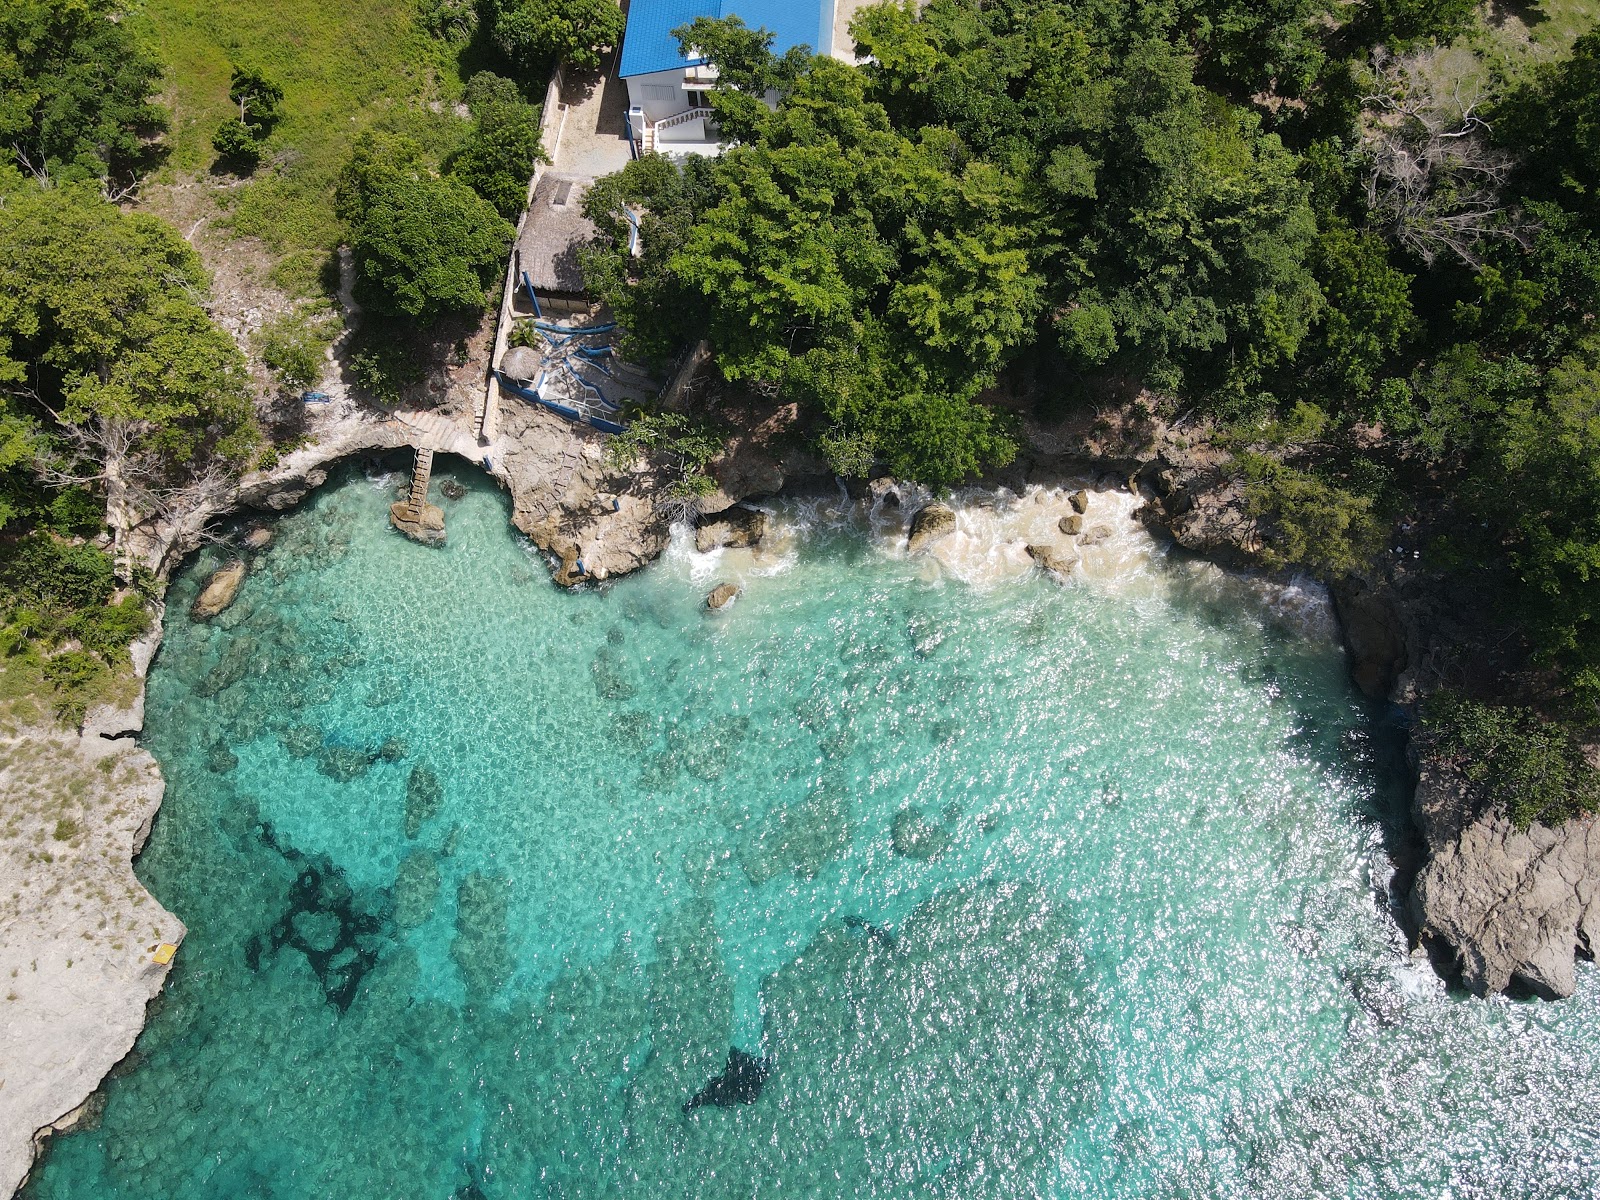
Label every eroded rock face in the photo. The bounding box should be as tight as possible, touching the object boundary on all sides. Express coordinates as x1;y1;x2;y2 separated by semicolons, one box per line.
1330;576;1409;701
191;560;247;621
1409;755;1600;999
695;505;767;553
907;503;956;554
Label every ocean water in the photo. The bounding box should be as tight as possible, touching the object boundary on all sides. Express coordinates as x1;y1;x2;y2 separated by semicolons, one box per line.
26;463;1600;1200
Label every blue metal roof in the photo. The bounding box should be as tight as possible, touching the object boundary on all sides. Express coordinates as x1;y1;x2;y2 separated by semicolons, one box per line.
618;0;833;79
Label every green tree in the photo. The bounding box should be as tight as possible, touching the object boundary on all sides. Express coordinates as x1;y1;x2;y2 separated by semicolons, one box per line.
1498;32;1600;227
0;0;166;185
448;96;548;218
211;65;284;168
1306;218;1417;401
489;0;625;73
336;134;514;322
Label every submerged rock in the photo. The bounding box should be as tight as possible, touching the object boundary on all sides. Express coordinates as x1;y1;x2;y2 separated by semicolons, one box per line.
891;806;950;861
441;479;467;500
739;785;853;884
404;765;445;839
706;583;740;611
393;852;441;928
242;526;274;551
452;873;513;1001
192;560;247;620
316;744;377;783
695;504;767;553
684;1048;775;1112
1080;524;1114;546
907;503;957;554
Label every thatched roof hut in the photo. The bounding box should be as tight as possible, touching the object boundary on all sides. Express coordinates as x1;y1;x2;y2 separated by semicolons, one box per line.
499;345;542;382
517;173;597;300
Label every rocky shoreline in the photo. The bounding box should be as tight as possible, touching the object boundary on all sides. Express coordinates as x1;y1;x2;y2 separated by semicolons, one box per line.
7;386;1593;1195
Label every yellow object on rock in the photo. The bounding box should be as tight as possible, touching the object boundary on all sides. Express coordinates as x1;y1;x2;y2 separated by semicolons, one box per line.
152;943;177;965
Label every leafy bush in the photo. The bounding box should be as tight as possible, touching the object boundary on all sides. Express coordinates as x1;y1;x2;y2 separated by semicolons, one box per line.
447;96;547;218
1238;453;1380;575
255;311;336;389
336;134;514;323
1420;693;1600;830
604;412;724;517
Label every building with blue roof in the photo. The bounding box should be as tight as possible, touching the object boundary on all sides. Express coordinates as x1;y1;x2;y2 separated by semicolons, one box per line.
619;0;836;154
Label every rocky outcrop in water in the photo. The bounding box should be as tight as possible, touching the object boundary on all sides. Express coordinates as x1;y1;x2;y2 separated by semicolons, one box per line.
1025;543;1078;578
1409;754;1600;1000
191;560;247;620
907;503;957;554
694;504;767;553
706;583;740;610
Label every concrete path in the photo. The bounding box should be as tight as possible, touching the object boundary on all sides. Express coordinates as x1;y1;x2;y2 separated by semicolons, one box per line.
552;50;633;179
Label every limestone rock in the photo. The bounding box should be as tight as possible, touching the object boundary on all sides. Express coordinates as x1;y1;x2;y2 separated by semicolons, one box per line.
1409;754;1600;999
1079;524;1114;547
907;503;957;555
242;526;274;551
1057;514;1082;536
891;806;950;861
695;504;767;553
1025;544;1079;578
706;583;740;611
1069;489;1089;514
389;501;445;546
191;560;247;621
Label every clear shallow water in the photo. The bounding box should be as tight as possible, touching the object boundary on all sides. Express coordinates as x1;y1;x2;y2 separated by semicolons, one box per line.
27;464;1600;1200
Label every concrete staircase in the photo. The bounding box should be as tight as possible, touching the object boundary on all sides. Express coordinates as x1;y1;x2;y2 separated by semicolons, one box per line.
405;447;434;512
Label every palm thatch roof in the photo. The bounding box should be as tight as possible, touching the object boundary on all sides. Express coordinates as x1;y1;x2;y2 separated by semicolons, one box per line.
518;173;597;297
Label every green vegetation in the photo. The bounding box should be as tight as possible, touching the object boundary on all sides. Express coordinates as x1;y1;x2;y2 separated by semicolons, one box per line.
0;0;166;188
487;0;625;73
128;0;480;283
603;412;724;516
336;133;514;322
211;66;285;170
1421;693;1600;829
447;74;549;218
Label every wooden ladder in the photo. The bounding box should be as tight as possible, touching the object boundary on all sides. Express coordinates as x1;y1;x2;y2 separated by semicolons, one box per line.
407;447;434;511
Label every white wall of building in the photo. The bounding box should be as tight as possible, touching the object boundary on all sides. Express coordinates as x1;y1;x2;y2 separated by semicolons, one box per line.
625;68;696;124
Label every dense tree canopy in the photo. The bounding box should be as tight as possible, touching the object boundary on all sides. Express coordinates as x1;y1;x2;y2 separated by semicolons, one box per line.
336;134;514;322
447;76;548;218
0;0;166;186
488;0;625;73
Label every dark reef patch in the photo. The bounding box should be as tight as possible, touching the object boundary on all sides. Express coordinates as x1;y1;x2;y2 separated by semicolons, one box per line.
684;1047;775;1112
245;826;389;1012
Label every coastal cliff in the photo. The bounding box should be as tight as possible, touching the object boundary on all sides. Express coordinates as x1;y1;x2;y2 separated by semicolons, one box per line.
0;680;183;1197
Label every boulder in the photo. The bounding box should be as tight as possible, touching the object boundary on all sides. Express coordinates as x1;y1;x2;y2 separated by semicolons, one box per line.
907;503;957;554
867;477;902;508
242;526;274;551
1069;489;1089;514
706;583;740;611
891;806;950;861
191;560;247;621
695;504;768;553
1025;544;1079;578
389;501;445;546
1057;514;1082;536
1410;755;1600;999
1079;524;1114;547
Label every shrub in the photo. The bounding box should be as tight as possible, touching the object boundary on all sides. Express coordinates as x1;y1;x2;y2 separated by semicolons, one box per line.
1420;693;1600;830
489;0;626;73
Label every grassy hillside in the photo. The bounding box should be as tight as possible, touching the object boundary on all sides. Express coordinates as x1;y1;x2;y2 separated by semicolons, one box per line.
131;0;477;293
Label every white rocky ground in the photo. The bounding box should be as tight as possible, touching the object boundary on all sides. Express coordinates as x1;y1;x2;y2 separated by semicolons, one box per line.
0;688;183;1197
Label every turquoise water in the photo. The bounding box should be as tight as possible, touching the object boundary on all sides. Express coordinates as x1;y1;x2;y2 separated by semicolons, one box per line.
27;463;1600;1199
